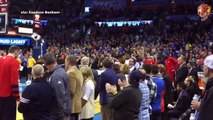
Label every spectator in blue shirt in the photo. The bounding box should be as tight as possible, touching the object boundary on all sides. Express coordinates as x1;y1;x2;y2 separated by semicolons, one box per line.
20;53;28;78
150;65;165;120
100;58;118;120
18;64;55;120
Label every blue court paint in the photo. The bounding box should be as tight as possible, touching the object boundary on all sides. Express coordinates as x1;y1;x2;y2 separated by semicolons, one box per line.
94;114;101;120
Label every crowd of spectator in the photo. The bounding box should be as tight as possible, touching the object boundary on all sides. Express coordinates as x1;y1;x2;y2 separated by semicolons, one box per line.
1;1;213;120
41;16;213;71
1;42;213;120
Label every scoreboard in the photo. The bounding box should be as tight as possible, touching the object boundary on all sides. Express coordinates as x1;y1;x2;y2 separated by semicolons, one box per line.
0;13;7;33
0;0;8;34
0;6;7;12
0;0;8;13
0;0;8;4
34;14;40;28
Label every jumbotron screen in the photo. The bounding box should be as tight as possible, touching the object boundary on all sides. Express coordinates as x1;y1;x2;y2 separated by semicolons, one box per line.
0;13;7;33
0;0;8;33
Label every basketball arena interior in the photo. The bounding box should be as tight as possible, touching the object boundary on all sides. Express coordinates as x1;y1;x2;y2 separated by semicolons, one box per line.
0;0;213;120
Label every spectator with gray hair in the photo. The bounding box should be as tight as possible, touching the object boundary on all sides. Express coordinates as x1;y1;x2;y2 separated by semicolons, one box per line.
197;55;213;120
81;56;90;67
80;56;100;99
18;64;55;120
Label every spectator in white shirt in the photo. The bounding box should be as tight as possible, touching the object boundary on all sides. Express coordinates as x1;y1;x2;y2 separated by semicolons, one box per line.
129;58;137;73
80;67;96;120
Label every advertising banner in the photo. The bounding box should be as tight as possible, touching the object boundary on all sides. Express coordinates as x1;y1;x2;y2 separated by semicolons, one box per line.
95;20;153;27
93;0;127;10
0;38;30;46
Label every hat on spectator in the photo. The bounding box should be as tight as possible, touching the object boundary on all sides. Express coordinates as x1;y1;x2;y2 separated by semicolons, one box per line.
204;55;213;69
129;70;146;86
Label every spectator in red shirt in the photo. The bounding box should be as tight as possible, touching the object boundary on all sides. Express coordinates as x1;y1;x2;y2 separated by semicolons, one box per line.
144;56;157;65
0;55;3;67
164;55;179;83
0;46;20;120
